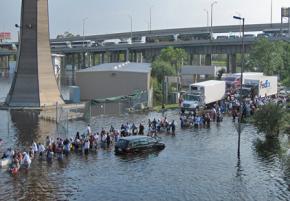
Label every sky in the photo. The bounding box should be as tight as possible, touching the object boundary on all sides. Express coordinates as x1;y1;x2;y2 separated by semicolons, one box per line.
0;0;290;41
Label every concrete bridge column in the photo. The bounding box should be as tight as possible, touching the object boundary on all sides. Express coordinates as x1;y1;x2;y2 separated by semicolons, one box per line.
133;52;137;62
205;54;212;66
139;52;143;63
92;53;96;66
77;53;81;70
189;54;194;65
0;55;9;69
63;54;68;70
101;53;105;64
227;54;237;73
72;53;76;71
126;49;129;61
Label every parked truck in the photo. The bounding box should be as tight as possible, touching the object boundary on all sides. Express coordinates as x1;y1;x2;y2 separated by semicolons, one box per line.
243;76;278;98
181;80;226;110
223;72;264;91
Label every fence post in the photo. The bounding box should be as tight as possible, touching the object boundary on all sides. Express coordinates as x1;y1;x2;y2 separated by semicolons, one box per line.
66;111;69;137
56;102;58;135
7;108;10;137
89;101;92;124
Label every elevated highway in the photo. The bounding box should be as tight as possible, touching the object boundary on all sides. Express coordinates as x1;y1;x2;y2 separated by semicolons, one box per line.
1;22;289;73
52;22;289;42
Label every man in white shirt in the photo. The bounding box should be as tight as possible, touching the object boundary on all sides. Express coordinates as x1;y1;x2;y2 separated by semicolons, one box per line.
87;124;92;135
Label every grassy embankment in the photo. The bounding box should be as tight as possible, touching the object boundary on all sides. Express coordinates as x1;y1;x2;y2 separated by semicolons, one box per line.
153;104;179;112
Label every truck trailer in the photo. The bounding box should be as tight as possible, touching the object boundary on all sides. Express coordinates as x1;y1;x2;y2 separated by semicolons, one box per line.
244;76;278;97
181;80;226;110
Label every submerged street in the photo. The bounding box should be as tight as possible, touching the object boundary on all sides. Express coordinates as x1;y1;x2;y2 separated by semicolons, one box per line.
0;83;289;201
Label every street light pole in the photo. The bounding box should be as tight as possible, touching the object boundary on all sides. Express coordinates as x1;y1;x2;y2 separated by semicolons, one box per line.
204;9;209;31
82;17;88;68
129;15;133;40
233;15;245;158
210;1;218;40
270;0;273;26
150;6;153;33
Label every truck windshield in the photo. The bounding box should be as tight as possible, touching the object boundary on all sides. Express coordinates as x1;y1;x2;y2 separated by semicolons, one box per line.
184;94;200;101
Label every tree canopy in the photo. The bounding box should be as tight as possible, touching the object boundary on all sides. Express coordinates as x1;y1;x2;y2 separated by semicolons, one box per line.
252;103;288;139
246;38;290;86
151;46;188;82
247;38;285;76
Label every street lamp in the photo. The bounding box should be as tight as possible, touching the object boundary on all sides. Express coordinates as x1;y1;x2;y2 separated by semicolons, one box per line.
128;15;133;42
149;6;154;33
233;15;245;158
82;17;88;68
270;0;273;26
210;1;218;39
204;9;209;31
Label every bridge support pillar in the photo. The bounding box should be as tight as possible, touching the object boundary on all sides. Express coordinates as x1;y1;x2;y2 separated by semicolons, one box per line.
126;49;129;61
72;54;76;71
227;54;237;73
77;53;81;70
92;53;96;66
133;52;137;62
205;54;212;66
189;54;193;65
101;53;105;64
0;56;9;69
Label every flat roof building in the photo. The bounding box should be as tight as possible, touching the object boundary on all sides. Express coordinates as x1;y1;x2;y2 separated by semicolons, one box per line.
76;62;152;107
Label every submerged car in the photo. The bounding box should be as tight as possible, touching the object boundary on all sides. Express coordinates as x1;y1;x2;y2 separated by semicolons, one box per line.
115;136;165;154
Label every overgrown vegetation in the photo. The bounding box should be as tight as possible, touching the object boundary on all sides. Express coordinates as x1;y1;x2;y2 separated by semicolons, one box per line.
252;103;288;139
246;38;290;86
151;46;188;105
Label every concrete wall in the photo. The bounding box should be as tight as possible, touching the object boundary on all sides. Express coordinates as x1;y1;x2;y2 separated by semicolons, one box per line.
76;71;150;100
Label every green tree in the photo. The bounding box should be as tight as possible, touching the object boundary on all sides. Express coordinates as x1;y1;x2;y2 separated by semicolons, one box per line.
248;38;284;75
281;42;290;86
253;103;288;139
158;46;188;74
151;60;175;82
151;46;188;105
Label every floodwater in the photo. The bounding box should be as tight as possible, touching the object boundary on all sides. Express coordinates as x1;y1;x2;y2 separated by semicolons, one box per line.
0;69;289;201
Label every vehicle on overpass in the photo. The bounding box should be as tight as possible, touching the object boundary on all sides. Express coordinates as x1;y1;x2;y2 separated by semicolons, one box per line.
216;35;229;40
145;34;176;43
244;34;256;38
102;40;117;46
119;38;129;44
262;28;288;37
51;41;72;49
177;32;211;41
71;40;95;48
132;36;145;43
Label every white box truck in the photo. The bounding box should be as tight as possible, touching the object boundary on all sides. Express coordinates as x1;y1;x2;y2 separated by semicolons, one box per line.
244;76;278;97
224;72;264;90
181;80;226;110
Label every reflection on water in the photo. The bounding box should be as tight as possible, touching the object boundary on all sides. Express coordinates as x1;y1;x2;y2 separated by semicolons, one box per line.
0;70;289;201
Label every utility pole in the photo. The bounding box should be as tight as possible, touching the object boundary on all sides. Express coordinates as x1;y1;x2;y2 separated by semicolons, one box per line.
150;6;153;33
233;15;245;159
82;17;88;68
210;1;218;40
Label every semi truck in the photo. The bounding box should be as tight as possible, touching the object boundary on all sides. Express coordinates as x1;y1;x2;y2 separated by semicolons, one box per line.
243;76;278;98
223;72;264;91
181;80;226;110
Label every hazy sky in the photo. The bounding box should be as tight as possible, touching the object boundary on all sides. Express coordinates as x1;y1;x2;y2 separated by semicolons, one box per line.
0;0;289;40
